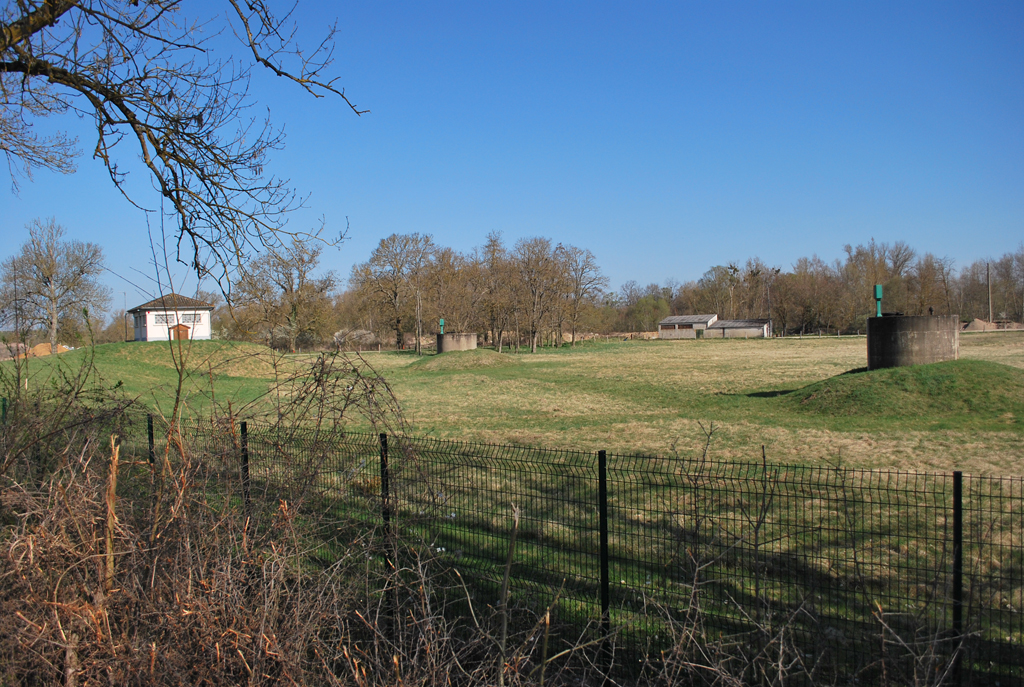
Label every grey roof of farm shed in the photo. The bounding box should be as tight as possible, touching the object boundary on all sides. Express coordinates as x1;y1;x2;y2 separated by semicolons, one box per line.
128;294;214;313
659;315;718;326
709;319;770;329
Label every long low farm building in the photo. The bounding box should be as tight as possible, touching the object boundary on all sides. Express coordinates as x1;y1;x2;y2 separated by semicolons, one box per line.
705;319;771;338
658;314;718;339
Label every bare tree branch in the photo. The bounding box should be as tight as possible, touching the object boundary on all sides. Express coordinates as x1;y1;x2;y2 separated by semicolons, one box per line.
1;0;361;283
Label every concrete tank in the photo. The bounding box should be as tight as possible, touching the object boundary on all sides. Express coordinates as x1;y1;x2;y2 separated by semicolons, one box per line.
866;316;959;370
436;332;478;353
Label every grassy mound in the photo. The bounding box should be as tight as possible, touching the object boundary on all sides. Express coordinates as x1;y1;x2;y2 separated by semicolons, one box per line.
786;359;1024;421
4;340;281;412
409;348;520;372
74;340;280;378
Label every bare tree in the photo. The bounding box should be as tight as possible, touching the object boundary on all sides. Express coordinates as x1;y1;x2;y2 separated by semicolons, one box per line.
618;279;641;308
425;246;480;335
477;232;516;352
513;237;560;353
557;244;607;346
350;233;433;350
908;254;955;316
232;238;336;352
2;1;364;279
408;235;435;354
0;218;109;352
694;266;732;317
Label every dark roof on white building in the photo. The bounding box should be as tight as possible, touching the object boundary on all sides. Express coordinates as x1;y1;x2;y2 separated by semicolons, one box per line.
128;294;214;313
709;319;770;329
659;314;718;326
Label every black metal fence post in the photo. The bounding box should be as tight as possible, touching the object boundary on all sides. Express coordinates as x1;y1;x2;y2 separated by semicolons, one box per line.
598;449;611;678
378;432;389;536
147;414;155;465
952;470;963;686
380;433;391;537
240;421;251;514
379;432;397;645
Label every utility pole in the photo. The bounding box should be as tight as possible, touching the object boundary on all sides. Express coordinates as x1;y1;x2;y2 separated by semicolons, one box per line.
767;267;780;337
987;262;993;325
122;292;128;341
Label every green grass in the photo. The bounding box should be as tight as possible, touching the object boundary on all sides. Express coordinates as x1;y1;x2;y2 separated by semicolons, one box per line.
788;359;1024;423
10;336;1020;678
379;334;1024;473
6;331;1023;472
3;340;277;418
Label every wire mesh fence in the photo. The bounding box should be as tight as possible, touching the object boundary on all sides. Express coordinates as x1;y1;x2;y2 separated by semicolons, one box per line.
121;415;1023;685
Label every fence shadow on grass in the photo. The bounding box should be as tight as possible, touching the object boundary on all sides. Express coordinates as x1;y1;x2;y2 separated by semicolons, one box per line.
122;416;1024;686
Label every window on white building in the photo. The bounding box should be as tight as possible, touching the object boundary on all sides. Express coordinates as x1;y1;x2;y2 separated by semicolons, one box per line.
181;313;202;324
153;314;175;325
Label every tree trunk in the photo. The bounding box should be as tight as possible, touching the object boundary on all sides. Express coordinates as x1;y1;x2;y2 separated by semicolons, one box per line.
415;290;422;355
49;304;58;354
288;306;298;353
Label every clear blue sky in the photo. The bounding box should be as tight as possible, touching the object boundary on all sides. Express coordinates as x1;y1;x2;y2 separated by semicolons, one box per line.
3;1;1022;308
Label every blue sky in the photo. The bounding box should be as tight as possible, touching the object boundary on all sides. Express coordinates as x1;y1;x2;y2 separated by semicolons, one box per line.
3;1;1023;307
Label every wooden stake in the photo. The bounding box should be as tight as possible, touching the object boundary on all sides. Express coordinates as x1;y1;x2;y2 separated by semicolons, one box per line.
105;435;120;593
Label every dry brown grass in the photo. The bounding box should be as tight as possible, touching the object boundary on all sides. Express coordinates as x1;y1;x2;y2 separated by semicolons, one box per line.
15;333;1020;473
376;332;1024;474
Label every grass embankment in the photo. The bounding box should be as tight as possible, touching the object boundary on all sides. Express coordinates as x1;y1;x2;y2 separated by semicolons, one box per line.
6;332;1023;472
790;359;1024;422
4;340;280;418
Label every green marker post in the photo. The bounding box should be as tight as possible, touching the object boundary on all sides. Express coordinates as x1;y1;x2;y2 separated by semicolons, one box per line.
439;318;445;335
874;285;883;317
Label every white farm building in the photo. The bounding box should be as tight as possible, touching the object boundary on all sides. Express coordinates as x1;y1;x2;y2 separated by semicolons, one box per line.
658;314;718;339
706;319;771;338
128;294;214;342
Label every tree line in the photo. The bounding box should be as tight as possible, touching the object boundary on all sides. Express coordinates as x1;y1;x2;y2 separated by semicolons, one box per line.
343;232;607;353
4;0;1019;350
226;232;607;353
3;220;1023;352
660;240;1024;335
229;234;1024;351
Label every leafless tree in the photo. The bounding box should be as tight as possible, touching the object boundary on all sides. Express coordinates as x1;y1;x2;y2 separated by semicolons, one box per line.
0;217;109;352
425;245;481;335
694;266;732;317
350;233;434;350
514;237;560;353
477;231;517;352
556;243;607;346
618;279;641;308
232;237;336;352
408;234;435;354
2;0;364;280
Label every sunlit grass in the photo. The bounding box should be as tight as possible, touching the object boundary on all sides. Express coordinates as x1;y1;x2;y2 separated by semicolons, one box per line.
383;333;1023;473
6;331;1022;473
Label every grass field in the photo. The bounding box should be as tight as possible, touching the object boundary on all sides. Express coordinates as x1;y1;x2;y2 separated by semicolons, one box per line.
6;331;1023;473
5;335;1022;682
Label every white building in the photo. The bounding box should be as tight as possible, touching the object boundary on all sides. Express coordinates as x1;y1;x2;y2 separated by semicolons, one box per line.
128;294;215;342
658;314;718;339
705;319;772;338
